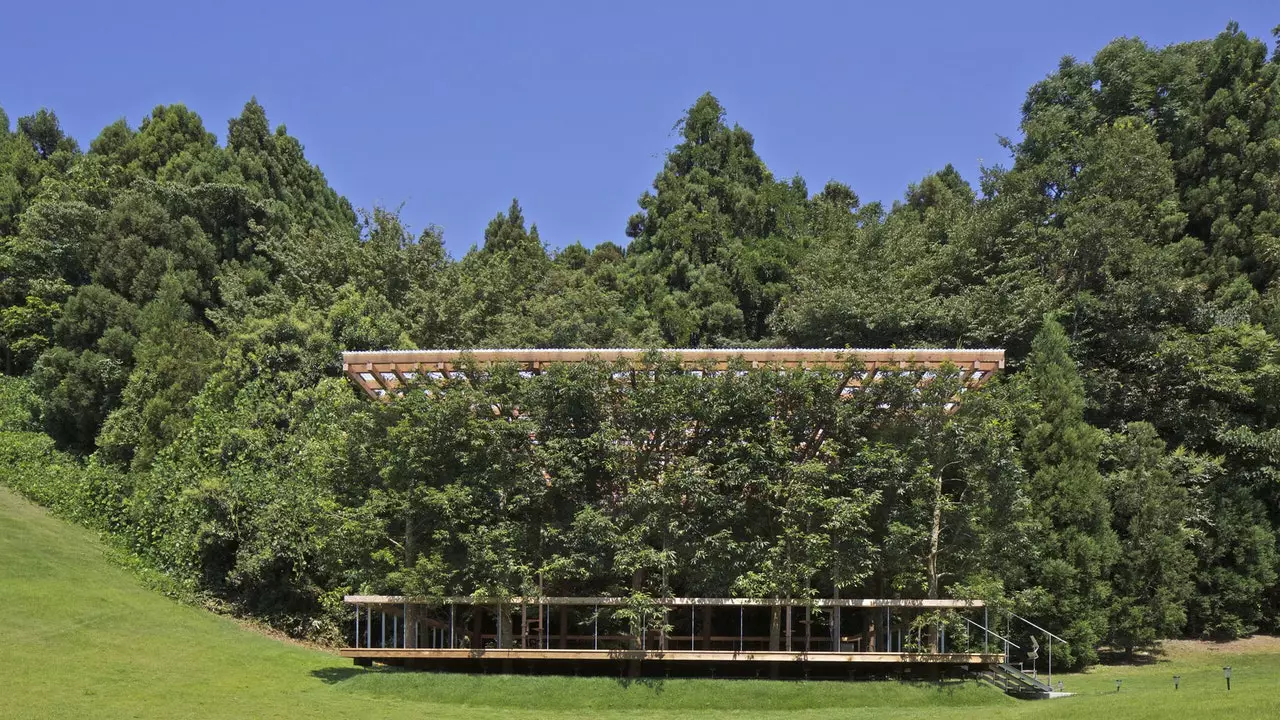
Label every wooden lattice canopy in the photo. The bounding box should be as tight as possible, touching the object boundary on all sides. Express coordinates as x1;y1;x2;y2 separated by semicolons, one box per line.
342;348;1005;400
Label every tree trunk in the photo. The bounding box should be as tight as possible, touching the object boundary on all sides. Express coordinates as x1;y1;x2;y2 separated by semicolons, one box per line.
832;586;841;651
521;603;528;648
926;470;943;652
804;603;812;652
403;509;418;648
498;605;513;649
769;604;781;651
470;607;483;648
630;568;645;650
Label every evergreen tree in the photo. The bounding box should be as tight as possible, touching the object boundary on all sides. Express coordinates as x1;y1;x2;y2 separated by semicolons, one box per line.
624;93;807;345
1103;422;1195;655
1018;316;1117;667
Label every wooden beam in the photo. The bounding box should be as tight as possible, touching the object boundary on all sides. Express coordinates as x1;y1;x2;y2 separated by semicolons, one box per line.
342;348;1005;372
340;348;1006;402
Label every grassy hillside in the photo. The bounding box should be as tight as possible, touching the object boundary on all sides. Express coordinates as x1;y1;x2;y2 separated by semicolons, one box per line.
1;484;1278;719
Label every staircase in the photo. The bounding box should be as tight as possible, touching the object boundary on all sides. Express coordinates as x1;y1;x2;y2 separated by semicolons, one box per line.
978;663;1056;698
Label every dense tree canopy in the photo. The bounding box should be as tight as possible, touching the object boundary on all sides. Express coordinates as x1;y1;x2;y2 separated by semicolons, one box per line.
4;24;1280;666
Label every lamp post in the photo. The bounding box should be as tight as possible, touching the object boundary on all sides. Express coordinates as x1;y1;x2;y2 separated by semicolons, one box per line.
1173;675;1181;690
1223;666;1232;691
1115;679;1122;693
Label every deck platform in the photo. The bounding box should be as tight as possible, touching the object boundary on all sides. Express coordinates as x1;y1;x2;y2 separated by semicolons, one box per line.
338;647;1006;680
340;648;1002;664
342;595;1011;679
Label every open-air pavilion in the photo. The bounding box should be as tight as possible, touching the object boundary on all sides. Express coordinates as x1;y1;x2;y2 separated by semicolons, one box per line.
338;348;1036;684
340;594;1010;680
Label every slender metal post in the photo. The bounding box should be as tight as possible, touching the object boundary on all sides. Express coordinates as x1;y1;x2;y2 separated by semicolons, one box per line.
593;604;599;650
691;605;696;651
1048;636;1053;688
366;606;371;648
355;604;360;648
450;603;456;648
392;614;398;648
984;607;989;653
885;607;891;652
739;606;744;652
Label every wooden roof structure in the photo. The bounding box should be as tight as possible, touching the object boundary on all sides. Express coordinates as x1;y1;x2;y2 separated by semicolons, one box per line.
342;348;1006;400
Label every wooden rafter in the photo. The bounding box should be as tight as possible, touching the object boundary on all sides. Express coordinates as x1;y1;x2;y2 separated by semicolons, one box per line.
341;348;1005;401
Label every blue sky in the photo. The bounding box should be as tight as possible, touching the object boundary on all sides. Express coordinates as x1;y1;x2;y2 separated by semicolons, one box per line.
1;2;1275;256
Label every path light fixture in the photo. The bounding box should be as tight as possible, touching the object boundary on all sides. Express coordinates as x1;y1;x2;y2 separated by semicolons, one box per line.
1115;679;1122;692
1223;666;1231;691
1173;674;1180;690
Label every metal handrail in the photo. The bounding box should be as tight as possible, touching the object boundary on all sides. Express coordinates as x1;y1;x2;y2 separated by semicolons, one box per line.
960;615;1019;649
1008;612;1067;644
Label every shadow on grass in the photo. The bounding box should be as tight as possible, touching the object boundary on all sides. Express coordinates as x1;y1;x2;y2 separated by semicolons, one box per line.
612;676;665;693
311;667;374;684
1097;649;1162;666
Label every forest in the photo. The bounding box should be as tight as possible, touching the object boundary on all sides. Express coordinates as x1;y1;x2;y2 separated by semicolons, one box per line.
2;24;1280;669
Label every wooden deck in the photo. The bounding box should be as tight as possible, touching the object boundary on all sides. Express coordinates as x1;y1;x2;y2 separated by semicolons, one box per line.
339;647;1004;665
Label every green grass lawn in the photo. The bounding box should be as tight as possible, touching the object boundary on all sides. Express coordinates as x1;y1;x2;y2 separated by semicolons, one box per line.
1;483;1278;719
